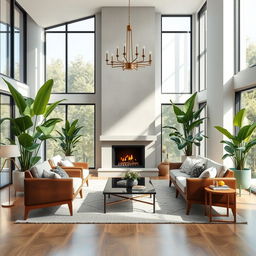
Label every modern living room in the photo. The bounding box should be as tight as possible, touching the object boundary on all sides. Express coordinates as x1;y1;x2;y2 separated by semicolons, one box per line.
0;0;256;255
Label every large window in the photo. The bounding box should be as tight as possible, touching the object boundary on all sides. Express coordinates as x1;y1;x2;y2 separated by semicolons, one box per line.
45;16;95;93
161;104;183;162
198;3;207;91
0;93;13;188
236;88;256;178
161;16;192;94
45;104;95;168
239;0;256;70
0;0;26;82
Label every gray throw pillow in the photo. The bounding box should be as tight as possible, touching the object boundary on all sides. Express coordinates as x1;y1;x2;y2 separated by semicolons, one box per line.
190;164;205;177
42;169;61;179
52;166;69;178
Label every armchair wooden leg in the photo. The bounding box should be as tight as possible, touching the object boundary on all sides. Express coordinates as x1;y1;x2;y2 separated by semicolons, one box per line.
24;207;30;220
186;202;192;215
68;201;73;216
175;189;179;198
86;179;89;186
169;179;172;187
79;189;83;198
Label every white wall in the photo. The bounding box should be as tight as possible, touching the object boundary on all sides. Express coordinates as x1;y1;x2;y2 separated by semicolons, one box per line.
101;7;156;137
26;16;45;97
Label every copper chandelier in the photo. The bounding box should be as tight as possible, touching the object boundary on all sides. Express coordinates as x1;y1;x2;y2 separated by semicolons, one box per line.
105;0;152;70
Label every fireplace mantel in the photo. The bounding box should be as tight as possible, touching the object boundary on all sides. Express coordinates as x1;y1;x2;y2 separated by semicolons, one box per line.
100;135;157;142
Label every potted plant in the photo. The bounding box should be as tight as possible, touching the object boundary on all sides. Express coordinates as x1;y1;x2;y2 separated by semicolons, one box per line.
57;120;83;162
215;108;256;195
124;171;140;187
0;79;64;192
164;92;207;160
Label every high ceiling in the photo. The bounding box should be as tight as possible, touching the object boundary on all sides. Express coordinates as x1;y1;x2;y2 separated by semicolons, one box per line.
17;0;204;28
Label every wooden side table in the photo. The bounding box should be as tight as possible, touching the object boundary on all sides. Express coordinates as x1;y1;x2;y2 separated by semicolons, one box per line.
204;187;236;223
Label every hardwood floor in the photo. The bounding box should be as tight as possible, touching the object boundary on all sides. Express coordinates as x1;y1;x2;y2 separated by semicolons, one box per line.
0;177;256;256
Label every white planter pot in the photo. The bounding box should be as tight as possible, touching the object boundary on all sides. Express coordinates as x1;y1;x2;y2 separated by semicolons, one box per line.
12;170;25;193
64;156;76;162
181;155;196;162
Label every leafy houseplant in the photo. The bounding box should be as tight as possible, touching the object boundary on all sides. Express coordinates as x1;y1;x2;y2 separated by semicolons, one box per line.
164;92;207;157
57;120;83;160
124;171;140;187
0;79;64;191
215;109;256;194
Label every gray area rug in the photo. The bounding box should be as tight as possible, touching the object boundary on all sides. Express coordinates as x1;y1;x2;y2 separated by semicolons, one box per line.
16;180;246;224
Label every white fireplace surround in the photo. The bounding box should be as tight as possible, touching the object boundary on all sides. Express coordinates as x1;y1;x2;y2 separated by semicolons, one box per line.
98;135;158;177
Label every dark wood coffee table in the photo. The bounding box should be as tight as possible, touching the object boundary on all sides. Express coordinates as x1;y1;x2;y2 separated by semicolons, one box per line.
103;177;156;213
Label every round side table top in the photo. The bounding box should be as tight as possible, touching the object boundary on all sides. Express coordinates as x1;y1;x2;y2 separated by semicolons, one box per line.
204;187;236;194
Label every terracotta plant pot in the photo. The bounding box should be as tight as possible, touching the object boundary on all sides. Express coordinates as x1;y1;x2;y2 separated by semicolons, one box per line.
158;162;169;176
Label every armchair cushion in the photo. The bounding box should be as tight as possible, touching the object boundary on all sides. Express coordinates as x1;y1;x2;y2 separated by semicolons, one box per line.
30;161;52;178
83;169;89;179
199;167;217;178
180;157;206;175
52;166;69;178
60;159;74;167
72;177;83;193
206;159;225;177
42;170;61;179
170;169;190;180
176;176;186;193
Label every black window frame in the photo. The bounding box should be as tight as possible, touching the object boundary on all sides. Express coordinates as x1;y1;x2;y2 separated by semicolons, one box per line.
198;101;207;157
0;0;27;83
198;3;207;92
44;103;96;169
44;15;96;94
161;15;193;94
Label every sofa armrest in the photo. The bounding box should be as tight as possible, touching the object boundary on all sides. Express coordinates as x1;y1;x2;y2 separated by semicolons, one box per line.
61;167;83;178
169;162;182;170
223;169;234;177
73;162;89;169
24;178;73;206
186;178;236;202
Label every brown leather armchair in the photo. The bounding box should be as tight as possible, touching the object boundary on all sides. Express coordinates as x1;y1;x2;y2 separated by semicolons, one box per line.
24;167;84;220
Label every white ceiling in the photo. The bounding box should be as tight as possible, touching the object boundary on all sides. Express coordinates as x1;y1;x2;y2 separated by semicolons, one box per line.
17;0;204;28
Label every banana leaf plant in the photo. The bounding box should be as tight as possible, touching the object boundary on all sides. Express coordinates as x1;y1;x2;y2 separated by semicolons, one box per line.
215;109;256;170
164;92;207;156
0;78;65;171
57;119;83;156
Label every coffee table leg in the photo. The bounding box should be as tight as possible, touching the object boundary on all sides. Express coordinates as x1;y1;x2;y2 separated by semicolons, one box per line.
153;194;155;213
104;194;106;213
108;194;110;198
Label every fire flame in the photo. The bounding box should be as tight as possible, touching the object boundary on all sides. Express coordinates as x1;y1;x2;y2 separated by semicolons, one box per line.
120;154;136;162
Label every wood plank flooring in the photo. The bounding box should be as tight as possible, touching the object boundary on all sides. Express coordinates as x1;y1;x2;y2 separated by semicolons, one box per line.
0;176;256;256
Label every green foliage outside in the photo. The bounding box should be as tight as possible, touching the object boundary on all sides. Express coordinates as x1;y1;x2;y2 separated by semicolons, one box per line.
246;42;256;67
241;89;256;177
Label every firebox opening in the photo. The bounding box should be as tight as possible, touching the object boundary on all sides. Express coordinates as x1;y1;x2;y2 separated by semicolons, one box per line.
112;145;145;168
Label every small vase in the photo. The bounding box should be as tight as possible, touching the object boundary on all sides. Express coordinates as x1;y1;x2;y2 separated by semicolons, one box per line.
126;179;138;188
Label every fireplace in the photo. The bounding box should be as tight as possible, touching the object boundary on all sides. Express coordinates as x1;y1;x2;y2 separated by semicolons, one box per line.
112;145;145;168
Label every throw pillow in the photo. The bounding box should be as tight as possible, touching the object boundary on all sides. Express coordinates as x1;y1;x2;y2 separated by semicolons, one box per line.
198;167;217;178
180;157;206;175
60;159;74;167
52;166;69;178
42;169;61;179
190;164;205;177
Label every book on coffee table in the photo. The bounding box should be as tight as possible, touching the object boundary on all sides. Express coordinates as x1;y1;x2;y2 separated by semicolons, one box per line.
209;185;230;190
132;185;146;190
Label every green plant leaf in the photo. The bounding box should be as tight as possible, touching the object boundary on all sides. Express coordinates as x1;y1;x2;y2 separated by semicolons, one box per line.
37;125;55;136
44;99;66;118
163;126;178;131
245;140;256;153
237;125;251;141
233;108;246;127
3;78;27;115
184;92;197;112
13;116;33;133
215;126;233;139
172;104;185;117
18;133;34;148
33;79;53;115
224;145;235;154
30;156;41;166
41;118;62;128
222;153;232;159
193;102;206;120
